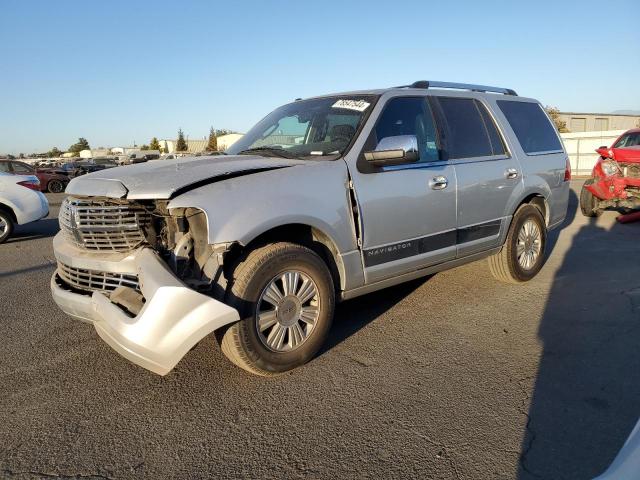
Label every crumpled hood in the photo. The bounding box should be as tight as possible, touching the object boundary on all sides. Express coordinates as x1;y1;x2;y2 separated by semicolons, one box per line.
65;155;306;199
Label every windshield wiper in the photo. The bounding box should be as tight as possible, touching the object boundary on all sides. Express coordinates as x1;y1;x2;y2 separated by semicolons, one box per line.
236;146;297;159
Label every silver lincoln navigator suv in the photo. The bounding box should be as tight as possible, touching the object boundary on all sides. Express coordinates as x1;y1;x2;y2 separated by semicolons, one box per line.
51;80;570;376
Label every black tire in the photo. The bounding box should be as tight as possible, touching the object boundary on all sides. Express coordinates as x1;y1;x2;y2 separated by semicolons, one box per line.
218;242;335;376
488;204;547;284
0;209;15;244
47;179;65;193
580;180;602;217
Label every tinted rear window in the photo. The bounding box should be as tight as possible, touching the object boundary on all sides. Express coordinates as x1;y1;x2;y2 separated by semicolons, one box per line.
497;101;562;154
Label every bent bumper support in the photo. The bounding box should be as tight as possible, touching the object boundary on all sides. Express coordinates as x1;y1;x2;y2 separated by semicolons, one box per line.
51;247;239;375
586;176;640;201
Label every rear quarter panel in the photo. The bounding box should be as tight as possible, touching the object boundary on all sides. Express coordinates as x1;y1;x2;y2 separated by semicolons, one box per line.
0;176;49;224
486;96;570;227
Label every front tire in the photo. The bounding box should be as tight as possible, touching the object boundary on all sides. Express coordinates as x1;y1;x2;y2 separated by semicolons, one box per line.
0;209;15;244
218;242;335;376
488;204;547;284
580;180;602;217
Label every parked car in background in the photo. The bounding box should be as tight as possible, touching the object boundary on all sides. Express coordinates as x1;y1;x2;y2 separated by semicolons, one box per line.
91;157;119;168
0;159;69;193
126;150;161;164
51;80;570;376
580;128;640;217
57;161;108;178
0;172;49;243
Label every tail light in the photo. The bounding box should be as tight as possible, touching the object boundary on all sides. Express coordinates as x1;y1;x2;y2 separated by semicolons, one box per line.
17;179;40;190
564;157;572;181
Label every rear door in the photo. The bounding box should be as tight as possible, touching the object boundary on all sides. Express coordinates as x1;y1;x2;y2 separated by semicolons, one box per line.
432;96;521;257
348;96;457;284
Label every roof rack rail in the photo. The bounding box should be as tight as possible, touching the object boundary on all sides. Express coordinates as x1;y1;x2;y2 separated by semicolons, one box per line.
395;80;517;96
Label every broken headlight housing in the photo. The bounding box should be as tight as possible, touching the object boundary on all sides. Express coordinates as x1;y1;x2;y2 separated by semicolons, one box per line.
601;160;621;177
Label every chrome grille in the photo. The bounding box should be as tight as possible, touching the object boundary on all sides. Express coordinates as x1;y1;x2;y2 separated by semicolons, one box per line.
620;163;640;179
57;262;139;293
59;197;150;252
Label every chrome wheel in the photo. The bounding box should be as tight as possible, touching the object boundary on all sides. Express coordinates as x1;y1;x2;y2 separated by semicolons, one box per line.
516;219;542;270
255;270;320;352
0;218;8;236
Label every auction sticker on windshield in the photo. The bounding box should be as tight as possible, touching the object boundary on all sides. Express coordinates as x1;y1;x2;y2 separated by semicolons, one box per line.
332;99;370;112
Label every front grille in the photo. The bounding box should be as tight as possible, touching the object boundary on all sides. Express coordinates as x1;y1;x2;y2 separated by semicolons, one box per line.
59;197;150;252
620;163;640;179
57;262;139;293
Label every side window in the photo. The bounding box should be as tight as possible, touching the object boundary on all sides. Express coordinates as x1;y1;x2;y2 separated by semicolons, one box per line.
11;162;33;173
0;162;10;173
372;97;439;163
436;97;494;159
497;100;563;154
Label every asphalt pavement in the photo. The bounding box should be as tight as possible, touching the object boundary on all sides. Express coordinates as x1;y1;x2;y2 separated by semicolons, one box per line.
1;182;639;479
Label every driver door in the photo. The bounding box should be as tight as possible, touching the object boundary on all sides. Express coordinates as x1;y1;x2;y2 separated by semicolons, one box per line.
348;96;457;284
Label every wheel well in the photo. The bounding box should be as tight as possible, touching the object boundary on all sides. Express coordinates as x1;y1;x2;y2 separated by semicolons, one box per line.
519;194;549;226
224;224;344;293
0;203;17;223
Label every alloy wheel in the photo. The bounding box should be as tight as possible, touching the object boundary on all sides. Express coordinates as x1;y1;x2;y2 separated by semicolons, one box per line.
255;270;320;352
516;219;542;270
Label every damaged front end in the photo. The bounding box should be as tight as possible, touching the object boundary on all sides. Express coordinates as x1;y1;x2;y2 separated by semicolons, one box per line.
51;195;239;375
585;158;640;211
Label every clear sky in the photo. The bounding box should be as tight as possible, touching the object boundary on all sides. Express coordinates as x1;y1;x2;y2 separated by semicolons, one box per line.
1;0;638;155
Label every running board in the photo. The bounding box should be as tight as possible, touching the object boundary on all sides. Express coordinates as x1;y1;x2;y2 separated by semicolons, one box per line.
340;247;501;301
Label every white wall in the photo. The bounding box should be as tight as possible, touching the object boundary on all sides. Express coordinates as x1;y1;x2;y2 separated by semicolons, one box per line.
560;130;624;176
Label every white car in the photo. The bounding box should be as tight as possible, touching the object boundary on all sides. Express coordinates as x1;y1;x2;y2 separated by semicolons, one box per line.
594;418;640;479
0;172;49;243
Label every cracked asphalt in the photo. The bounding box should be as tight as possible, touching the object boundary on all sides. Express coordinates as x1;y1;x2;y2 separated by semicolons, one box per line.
1;181;639;479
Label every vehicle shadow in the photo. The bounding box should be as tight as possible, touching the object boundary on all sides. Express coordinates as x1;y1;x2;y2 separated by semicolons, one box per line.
518;213;640;478
321;277;429;354
6;218;59;243
546;189;578;256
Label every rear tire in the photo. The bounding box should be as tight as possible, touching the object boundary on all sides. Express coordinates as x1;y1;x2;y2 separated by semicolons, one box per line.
217;242;335;376
580;180;602;217
47;179;65;193
488;204;547;284
0;209;15;244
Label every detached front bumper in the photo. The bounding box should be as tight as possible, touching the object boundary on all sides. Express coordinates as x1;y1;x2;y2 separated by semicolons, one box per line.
50;233;239;375
586;176;640;202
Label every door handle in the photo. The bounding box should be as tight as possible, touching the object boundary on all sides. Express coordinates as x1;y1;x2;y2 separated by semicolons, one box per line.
505;168;519;180
429;176;448;190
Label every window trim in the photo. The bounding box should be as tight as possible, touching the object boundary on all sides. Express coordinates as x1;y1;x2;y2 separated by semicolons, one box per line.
356;95;445;174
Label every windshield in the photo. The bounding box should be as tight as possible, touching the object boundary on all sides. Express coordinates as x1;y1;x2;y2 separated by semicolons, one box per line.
614;132;640;148
227;96;377;158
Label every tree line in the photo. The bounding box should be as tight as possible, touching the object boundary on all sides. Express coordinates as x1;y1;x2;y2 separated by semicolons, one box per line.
34;128;235;158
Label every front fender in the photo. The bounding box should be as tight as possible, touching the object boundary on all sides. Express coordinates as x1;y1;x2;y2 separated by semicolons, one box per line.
167;160;357;254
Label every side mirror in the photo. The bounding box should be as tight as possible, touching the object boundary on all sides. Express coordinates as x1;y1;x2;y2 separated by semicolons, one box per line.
596;146;611;158
364;135;419;166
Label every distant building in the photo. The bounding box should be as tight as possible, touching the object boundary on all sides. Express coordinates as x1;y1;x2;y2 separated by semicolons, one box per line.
159;133;243;154
79;148;112;159
557;112;640;133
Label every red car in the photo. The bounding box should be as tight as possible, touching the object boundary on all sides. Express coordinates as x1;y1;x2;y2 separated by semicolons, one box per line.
0;159;69;193
580;128;640;217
